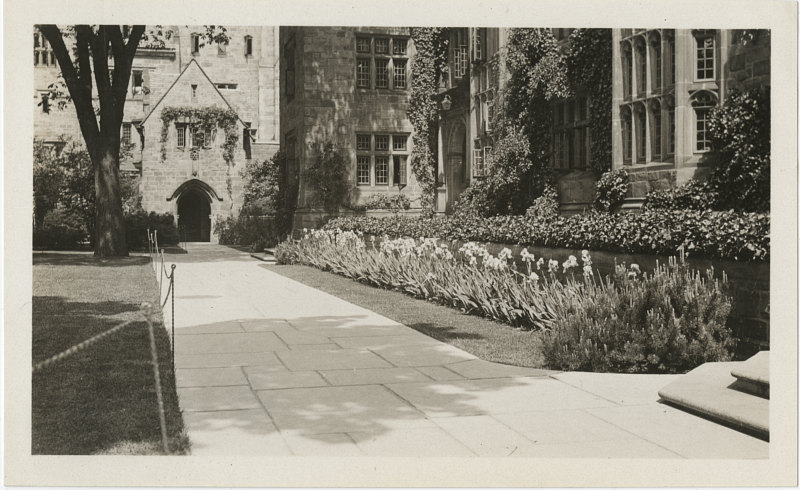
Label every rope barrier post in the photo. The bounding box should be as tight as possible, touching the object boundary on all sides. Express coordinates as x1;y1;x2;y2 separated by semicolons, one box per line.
140;302;171;455
170;264;176;377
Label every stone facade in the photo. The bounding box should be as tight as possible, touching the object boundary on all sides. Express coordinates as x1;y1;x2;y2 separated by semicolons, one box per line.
33;26;280;241
280;26;421;230
611;29;771;206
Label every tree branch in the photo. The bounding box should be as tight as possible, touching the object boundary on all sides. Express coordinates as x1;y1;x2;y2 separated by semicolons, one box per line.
40;25;100;151
91;26;116;139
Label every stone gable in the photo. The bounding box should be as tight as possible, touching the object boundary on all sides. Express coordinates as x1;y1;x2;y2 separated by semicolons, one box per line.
140;60;248;237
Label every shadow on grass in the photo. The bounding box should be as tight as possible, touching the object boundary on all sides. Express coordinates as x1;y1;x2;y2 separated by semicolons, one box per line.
32;259;186;455
404;322;486;341
33;253;151;267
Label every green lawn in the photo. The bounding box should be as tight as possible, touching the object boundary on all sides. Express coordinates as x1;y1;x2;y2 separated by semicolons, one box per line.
268;264;547;368
32;253;188;455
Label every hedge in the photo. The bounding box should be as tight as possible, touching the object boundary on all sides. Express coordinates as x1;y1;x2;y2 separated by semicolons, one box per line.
324;210;770;262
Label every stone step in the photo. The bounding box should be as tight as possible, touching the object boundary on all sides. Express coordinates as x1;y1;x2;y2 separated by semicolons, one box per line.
730;351;769;399
658;361;769;441
250;252;277;264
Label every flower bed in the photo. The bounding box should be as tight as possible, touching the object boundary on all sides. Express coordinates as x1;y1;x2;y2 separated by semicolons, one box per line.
276;229;735;373
324;210;770;262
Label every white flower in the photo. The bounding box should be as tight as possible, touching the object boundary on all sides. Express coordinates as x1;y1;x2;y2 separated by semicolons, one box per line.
536;257;544;270
562;255;579;273
469;256;478;266
529;271;539;281
631;263;641;273
548;259;559;273
583;265;593;277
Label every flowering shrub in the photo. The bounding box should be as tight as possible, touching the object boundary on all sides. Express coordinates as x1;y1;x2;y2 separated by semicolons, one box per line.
325;209;770;262
276;229;735;373
594;169;629;211
542;257;734;373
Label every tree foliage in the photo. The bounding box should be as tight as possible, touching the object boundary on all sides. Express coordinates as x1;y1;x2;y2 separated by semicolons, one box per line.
303;143;350;214
644;87;770;214
38;25;228;256
241;154;280;216
706;87;770;212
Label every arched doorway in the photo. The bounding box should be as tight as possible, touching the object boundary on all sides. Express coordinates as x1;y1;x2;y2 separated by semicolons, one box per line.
177;188;211;242
445;121;467;212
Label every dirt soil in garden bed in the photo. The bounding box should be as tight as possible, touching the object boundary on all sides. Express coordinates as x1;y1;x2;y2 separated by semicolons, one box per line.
32;253;188;455
268;264;548;369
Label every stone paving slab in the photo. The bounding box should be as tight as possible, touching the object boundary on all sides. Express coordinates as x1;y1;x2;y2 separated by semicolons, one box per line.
586;403;769;458
287;343;342;351
174;322;245;335
445;359;554;380
239;318;294;332
276;348;393;371
348;427;476;457
247;369;329;391
415;366;467;381
554;371;681;406
320;367;432;386
182;409;293;456
178;385;264;412
174;332;286;355
176;367;249;388
175;351;284;369
492;409;641;445
508;437;682;459
279;431;364;456
369;343;477;367
256;385;435;434
272;326;333;345
385;378;616;418
332;333;441;349
431;415;542;457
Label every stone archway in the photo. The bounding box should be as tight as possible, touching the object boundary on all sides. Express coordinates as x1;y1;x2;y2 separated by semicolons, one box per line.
177;187;212;242
445;121;467;212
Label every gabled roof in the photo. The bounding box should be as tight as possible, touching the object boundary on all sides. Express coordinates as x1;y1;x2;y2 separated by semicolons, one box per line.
139;58;250;137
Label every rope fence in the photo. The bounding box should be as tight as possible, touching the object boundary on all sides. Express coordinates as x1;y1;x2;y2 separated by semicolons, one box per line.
148;228;177;376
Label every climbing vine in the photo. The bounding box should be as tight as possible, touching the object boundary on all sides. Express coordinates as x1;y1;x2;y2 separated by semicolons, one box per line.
566;28;613;176
408;28;448;216
159;105;240;200
455;28;613;217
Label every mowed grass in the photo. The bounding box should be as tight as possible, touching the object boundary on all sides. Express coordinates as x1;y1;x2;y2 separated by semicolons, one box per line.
32;253;188;455
268;264;547;368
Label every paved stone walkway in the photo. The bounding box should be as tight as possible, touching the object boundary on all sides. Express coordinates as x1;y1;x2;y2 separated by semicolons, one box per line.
165;244;768;458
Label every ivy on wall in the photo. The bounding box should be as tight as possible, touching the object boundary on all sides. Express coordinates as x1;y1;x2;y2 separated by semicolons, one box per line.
454;28;613;217
566;28;613;176
487;28;569;214
408;28;448;216
159;106;240;200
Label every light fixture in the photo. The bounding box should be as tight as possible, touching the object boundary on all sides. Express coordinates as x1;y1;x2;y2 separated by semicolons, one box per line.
441;94;452;111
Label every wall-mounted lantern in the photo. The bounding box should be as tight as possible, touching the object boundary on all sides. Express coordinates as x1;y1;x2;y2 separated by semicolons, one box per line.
441;94;453;111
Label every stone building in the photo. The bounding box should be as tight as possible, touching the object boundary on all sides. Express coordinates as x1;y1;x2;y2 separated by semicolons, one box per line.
35;26;770;238
279;26;421;229
612;29;771;207
435;28;597;214
33;26;281;242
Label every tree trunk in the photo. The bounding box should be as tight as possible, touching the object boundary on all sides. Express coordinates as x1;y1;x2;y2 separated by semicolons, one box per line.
93;142;128;257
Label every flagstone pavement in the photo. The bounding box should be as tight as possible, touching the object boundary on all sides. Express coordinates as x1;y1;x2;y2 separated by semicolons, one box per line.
163;244;768;458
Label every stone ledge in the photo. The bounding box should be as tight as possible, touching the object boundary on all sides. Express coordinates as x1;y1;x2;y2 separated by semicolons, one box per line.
658;361;769;440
